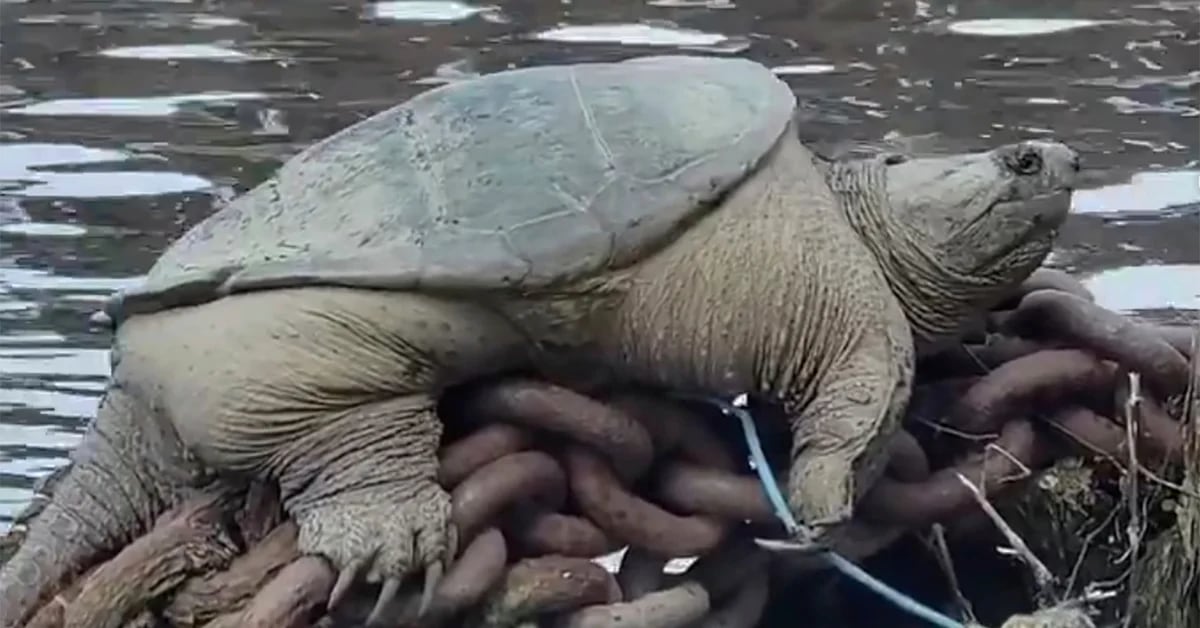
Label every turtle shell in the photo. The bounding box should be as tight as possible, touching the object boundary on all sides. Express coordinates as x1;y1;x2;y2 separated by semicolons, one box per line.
106;54;795;322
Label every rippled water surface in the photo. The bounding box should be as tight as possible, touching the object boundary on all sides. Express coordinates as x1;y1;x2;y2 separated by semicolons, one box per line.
1;0;1198;526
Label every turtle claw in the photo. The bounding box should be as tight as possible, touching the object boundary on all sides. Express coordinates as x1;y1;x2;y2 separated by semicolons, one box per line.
329;557;369;611
366;577;403;626
419;560;445;617
297;483;452;620
753;536;826;554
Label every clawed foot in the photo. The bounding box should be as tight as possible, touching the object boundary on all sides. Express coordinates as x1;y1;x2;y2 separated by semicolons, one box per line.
786;455;856;540
295;484;455;626
746;457;856;555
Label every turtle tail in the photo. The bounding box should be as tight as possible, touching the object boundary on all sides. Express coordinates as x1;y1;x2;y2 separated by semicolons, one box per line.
0;384;184;627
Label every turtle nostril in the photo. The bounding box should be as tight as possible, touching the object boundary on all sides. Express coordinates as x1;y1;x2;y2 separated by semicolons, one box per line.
1070;155;1081;172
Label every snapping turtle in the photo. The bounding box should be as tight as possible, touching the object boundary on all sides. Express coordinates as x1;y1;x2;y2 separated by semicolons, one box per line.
0;54;1078;626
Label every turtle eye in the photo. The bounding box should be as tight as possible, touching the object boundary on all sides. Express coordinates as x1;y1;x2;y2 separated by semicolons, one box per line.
1010;147;1043;175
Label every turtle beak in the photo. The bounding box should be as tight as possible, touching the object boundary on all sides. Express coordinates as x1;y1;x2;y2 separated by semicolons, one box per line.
971;189;1072;272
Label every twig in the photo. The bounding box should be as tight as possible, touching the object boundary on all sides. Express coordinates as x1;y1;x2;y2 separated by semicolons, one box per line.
1119;371;1144;628
1065;502;1121;599
923;524;977;624
1041;410;1200;500
954;471;1058;606
1133;463;1200;500
913;418;998;442
984;443;1034;483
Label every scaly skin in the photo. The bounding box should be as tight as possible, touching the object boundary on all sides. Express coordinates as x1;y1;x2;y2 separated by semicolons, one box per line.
0;127;1078;627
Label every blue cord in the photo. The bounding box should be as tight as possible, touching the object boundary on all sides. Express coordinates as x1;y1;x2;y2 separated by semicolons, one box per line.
677;392;966;628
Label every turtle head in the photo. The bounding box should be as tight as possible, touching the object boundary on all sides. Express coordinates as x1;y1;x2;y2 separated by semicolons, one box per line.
827;139;1079;345
881;139;1078;278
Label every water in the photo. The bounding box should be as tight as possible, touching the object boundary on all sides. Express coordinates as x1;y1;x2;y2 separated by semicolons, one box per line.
0;0;1197;529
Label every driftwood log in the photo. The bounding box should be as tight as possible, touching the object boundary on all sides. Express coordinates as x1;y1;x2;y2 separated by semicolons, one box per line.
1;267;1196;628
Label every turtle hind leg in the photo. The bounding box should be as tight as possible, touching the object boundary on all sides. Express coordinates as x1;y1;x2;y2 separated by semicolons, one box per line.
275;394;454;624
0;383;197;628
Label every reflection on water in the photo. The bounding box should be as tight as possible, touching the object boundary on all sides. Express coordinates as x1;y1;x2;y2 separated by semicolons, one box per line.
0;143;215;198
531;23;751;53
17;12;246;29
2;91;271;118
1;0;1198;534
367;1;502;23
943;18;1111;37
1071;169;1200;215
97;44;271;62
1084;263;1200;313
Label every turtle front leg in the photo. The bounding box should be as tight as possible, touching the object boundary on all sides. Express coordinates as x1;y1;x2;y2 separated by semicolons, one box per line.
785;329;910;535
272;395;454;624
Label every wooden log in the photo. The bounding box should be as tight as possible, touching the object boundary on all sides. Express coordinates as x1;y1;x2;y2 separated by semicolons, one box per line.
200;556;334;628
162;521;301;627
59;493;241;628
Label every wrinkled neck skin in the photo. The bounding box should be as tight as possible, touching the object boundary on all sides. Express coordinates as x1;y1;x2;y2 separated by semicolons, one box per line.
822;158;1030;353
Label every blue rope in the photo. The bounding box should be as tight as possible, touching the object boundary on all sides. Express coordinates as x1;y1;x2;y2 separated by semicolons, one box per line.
677;392;965;628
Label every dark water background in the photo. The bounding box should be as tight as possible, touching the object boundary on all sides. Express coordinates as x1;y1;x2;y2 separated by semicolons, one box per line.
1;0;1198;539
